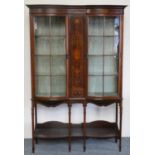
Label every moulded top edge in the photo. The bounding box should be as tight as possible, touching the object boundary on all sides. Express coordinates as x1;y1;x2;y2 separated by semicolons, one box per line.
26;5;127;10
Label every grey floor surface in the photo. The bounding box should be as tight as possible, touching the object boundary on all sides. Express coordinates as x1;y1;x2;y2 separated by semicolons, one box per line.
24;138;130;155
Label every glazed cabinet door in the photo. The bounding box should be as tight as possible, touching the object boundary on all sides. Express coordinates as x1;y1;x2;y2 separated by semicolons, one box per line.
87;16;120;97
33;16;67;97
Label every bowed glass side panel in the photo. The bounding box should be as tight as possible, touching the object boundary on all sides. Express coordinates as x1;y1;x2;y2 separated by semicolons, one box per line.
88;16;120;97
34;16;66;97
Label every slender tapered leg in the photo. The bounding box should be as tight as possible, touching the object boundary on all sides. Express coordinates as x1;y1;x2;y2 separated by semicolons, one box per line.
34;103;38;144
31;101;35;153
83;102;87;152
119;102;123;152
68;102;72;152
115;103;118;143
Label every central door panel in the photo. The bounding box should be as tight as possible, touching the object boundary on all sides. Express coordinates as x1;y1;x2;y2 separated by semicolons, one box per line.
68;15;86;98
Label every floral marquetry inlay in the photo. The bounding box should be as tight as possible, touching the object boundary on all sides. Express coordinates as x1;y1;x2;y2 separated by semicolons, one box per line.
69;16;85;97
74;49;81;60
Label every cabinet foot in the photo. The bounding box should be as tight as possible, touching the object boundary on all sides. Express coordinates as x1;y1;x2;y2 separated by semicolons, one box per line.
119;138;122;152
32;137;35;153
35;138;38;144
83;146;86;152
32;145;35;153
115;138;118;143
68;144;71;152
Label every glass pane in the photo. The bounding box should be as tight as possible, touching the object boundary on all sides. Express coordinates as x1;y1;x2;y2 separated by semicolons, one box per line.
35;17;49;36
51;16;65;35
51;76;66;96
36;76;50;96
114;17;120;36
51;37;66;55
51;56;66;75
104;56;117;75
87;16;119;97
88;56;104;75
104;36;119;55
88;17;104;35
35;37;50;55
104;17;119;36
114;36;119;54
36;56;50;75
34;16;67;97
104;76;117;96
88;37;104;55
88;76;104;96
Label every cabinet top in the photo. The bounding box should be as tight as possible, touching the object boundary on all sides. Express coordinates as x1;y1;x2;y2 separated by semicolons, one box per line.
27;5;127;15
26;5;127;9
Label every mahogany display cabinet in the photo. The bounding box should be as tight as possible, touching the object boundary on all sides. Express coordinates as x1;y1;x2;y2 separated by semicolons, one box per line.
27;5;126;153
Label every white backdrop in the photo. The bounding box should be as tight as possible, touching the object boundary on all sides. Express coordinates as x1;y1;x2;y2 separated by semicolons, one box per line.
24;0;130;138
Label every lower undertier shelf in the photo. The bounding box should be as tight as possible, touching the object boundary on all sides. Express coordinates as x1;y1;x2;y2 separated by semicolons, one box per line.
35;121;119;139
86;121;119;138
35;121;69;138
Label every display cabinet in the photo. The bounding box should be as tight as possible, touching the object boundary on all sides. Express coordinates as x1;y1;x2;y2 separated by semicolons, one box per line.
27;5;126;153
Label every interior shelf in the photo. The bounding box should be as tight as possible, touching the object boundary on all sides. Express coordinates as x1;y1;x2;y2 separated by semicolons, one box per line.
88;92;117;97
88;35;119;37
88;74;117;76
35;74;66;76
88;54;118;56
35;54;66;56
35;35;66;37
